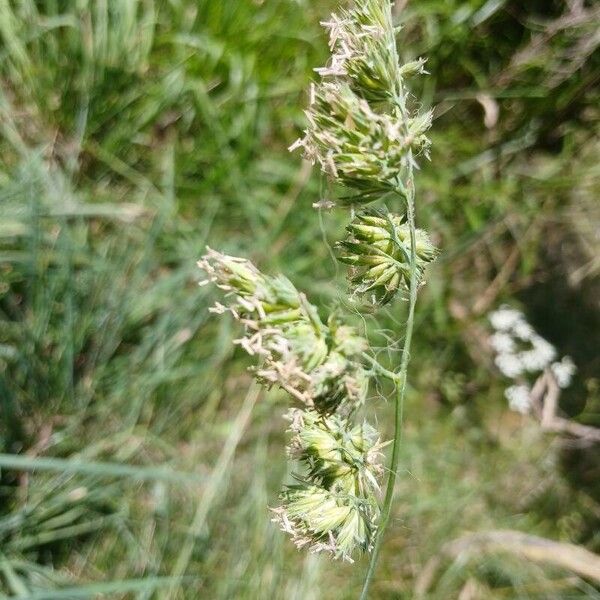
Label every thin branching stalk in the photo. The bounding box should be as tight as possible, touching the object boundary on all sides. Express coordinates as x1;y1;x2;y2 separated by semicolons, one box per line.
359;71;423;598
360;177;418;599
360;352;402;383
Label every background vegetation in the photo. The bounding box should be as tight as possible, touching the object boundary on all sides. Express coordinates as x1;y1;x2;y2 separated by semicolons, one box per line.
1;0;598;598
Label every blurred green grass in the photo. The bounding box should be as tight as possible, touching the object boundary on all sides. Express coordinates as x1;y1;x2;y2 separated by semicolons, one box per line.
0;0;599;598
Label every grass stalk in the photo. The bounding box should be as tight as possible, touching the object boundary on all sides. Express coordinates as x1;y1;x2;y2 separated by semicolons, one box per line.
360;175;419;600
0;454;204;485
165;381;261;599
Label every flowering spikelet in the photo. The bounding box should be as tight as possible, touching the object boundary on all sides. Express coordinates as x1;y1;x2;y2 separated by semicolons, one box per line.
286;409;384;495
294;83;431;205
318;0;428;96
271;484;378;562
337;209;438;305
272;409;384;561
318;0;426;104
198;248;369;414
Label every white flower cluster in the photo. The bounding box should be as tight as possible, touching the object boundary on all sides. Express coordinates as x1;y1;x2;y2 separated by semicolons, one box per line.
488;305;576;414
504;384;531;415
551;356;577;389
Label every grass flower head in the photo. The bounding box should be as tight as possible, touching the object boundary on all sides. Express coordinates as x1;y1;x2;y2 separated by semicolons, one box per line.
337;209;438;305
198;248;370;414
272;483;378;562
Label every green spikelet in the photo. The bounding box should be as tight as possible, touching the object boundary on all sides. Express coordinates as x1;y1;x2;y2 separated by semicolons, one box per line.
198;248;370;414
337;209;438;306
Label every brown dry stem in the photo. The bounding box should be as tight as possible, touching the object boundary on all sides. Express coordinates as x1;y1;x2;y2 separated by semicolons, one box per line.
415;529;600;596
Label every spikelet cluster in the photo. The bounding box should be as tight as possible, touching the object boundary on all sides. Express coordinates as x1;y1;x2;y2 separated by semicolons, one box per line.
317;0;402;102
198;248;368;414
338;209;438;305
290;0;437;308
294;83;432;204
198;249;384;560
286;409;384;495
272;409;385;561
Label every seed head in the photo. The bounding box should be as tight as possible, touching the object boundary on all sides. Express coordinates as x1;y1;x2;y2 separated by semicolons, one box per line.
286;408;385;495
294;83;431;204
337;209;438;305
198;249;370;413
271;483;378;562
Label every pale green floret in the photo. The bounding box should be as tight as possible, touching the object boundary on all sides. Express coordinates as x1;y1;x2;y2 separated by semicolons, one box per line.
398;57;428;79
337;209;438;306
318;0;401;103
287;409;384;495
335;504;369;558
198;248;370;414
272;484;378;562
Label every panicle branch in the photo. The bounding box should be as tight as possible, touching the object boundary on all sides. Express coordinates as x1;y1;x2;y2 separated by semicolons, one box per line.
198;248;369;415
198;248;385;560
290;0;437;307
271;408;385;562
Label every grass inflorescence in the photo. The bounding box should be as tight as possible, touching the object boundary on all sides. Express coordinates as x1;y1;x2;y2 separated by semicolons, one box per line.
1;0;599;598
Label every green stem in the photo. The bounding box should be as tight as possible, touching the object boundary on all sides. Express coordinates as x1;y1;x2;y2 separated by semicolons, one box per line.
361;352;403;384
360;180;419;600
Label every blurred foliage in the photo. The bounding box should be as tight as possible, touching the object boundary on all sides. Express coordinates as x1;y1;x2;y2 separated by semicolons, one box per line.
0;0;599;598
